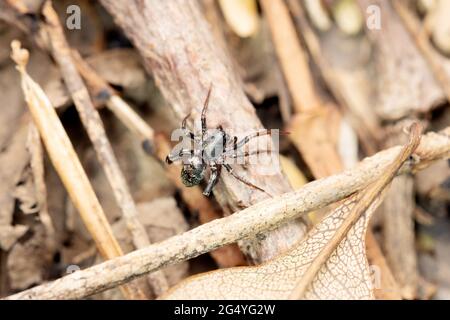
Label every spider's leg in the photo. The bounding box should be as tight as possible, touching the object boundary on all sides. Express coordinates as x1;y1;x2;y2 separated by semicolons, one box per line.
165;148;193;164
220;148;275;167
223;163;272;197
203;163;221;196
181;113;195;140
217;125;228;151
228;148;275;159
225;129;274;153
201;84;213;142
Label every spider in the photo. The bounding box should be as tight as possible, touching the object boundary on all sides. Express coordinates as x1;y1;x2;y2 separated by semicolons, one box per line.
165;86;275;197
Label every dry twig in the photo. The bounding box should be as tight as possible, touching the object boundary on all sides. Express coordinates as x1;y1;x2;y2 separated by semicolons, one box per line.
70;50;155;154
10;40;142;299
40;1;168;296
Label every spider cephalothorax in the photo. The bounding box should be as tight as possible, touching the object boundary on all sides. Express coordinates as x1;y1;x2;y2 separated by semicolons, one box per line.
165;85;274;196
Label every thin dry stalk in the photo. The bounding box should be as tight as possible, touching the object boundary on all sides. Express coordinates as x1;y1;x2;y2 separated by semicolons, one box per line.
0;0;168;296
286;0;381;153
70;50;170;295
74;47;245;268
366;230;402;299
70;50;155;153
40;1;168;296
6;125;450;300
10;40;143;300
260;0;320;112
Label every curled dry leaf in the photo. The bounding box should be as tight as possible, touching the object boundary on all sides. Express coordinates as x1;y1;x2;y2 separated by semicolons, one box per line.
162;124;422;300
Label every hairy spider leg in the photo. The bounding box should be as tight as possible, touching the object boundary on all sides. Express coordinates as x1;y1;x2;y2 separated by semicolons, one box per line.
226;148;275;159
165;148;194;164
201;84;213;143
223;163;271;197
203;163;222;196
225;129;275;154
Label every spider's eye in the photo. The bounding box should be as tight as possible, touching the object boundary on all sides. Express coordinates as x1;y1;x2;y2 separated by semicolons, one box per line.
181;166;204;187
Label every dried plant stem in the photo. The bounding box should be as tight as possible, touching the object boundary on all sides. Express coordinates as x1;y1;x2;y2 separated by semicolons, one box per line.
286;0;380;153
6;124;450;300
70;50;155;153
291;123;422;299
10;40;142;300
0;4;155;153
40;1;169;296
260;0;320;112
106;96;153;149
70;50;170;295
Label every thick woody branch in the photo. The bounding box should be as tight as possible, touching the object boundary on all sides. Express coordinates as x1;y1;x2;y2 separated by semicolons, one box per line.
7;126;450;299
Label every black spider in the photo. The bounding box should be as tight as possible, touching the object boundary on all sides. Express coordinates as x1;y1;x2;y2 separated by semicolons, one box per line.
165;86;274;197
